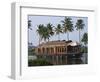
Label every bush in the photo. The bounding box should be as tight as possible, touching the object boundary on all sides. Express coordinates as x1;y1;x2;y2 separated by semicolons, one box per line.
80;46;88;53
28;48;36;56
28;59;53;66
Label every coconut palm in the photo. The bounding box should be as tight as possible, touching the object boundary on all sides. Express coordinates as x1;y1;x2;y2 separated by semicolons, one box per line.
81;33;88;46
41;23;54;42
37;24;50;44
46;23;54;41
75;19;85;43
28;20;32;46
81;33;88;53
37;24;44;45
28;20;32;30
61;17;74;41
41;26;50;42
55;24;62;40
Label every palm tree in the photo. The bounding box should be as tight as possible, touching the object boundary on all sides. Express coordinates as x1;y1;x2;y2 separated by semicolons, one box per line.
41;26;50;42
28;20;32;30
28;20;32;46
75;19;85;43
81;33;88;53
46;23;54;41
81;33;88;46
61;17;73;41
55;24;62;40
37;24;44;45
37;24;50;44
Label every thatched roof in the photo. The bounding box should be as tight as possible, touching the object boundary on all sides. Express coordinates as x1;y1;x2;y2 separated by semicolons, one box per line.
37;40;79;47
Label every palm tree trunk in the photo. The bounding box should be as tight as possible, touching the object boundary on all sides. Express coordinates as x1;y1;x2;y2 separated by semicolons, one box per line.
67;32;69;41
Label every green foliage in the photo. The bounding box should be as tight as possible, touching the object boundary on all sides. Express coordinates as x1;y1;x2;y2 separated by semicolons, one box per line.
37;24;45;40
61;17;74;40
62;17;74;32
55;24;62;34
28;20;32;30
28;59;53;66
28;48;35;56
47;23;54;36
80;46;88;53
35;17;86;45
55;24;62;40
75;19;85;43
81;33;88;45
41;27;50;41
37;23;54;42
75;19;85;30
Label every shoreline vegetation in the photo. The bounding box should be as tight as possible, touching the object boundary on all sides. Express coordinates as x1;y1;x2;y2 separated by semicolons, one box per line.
28;16;88;66
28;58;53;66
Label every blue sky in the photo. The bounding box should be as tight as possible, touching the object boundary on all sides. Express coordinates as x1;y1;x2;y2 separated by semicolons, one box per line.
28;15;88;46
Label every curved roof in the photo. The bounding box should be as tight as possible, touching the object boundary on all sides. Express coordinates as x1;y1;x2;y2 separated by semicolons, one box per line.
67;41;80;46
37;40;80;47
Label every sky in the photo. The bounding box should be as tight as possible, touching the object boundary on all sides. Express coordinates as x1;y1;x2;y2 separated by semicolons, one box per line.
28;15;88;46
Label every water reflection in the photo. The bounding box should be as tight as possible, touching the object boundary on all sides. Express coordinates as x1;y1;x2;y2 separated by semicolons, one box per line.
50;53;87;65
29;53;88;65
67;58;84;64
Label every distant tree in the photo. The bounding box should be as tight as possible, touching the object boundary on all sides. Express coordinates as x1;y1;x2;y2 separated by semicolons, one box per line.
28;20;32;46
75;19;85;43
55;24;62;40
28;20;32;30
81;33;88;46
61;17;74;41
37;24;50;43
46;23;54;41
37;24;44;44
41;26;50;42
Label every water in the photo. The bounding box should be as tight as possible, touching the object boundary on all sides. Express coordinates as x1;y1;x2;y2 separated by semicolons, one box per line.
28;53;88;65
81;53;88;64
67;53;87;64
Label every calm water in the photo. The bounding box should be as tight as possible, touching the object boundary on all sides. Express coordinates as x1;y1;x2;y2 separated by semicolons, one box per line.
28;53;88;65
47;53;87;65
